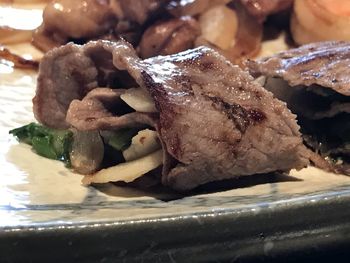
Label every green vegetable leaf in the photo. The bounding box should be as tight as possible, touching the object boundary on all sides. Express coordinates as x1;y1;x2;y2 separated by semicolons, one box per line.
32;136;58;159
108;128;139;151
10;123;73;165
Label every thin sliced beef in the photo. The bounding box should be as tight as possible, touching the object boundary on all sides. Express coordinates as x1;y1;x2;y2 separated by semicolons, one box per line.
247;41;350;96
247;41;350;174
33;44;98;129
140;46;308;190
33;40;140;129
34;40;308;190
262;78;350;120
66;88;156;130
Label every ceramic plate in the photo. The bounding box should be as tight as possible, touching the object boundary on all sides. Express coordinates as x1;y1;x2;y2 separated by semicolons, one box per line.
1;38;350;262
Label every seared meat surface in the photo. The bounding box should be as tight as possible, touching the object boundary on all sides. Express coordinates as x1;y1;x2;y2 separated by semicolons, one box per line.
34;40;308;190
141;46;308;190
247;41;350;96
247;41;350;173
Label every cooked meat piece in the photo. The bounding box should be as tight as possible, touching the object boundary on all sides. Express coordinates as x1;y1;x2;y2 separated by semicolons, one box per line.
110;0;169;45
66;88;156;130
246;41;350;174
311;102;350;119
42;0;116;39
141;47;308;190
138;17;200;59
32;0;116;52
32;25;65;52
118;0;169;25
300;113;349;148
34;40;308;190
33;41;140;129
262;78;350;120
239;0;293;20
33;0;169;52
33;44;98;129
247;41;350;96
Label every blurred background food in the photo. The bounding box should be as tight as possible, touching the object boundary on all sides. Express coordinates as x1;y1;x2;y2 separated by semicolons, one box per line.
0;0;46;67
0;0;290;67
1;0;350;69
292;0;350;45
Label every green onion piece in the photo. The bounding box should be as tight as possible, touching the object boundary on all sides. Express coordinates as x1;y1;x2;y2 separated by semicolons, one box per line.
9;122;73;165
108;128;139;151
31;136;58;159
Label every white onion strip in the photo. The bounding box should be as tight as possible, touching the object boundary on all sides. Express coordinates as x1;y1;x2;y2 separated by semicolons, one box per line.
82;149;163;185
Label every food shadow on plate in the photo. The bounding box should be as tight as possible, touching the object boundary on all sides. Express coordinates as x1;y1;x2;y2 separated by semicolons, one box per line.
92;172;302;202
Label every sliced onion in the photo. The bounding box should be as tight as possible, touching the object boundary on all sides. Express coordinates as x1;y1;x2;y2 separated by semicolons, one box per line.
253;76;266;87
199;5;238;50
120;87;157;113
292;0;350;45
82;149;163;185
222;2;262;63
0;45;39;69
196;2;262;64
123;129;161;161
70;130;104;175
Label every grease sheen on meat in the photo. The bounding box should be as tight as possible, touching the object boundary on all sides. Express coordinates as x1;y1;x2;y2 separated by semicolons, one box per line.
33;40;308;190
247;41;350;96
247;41;350;174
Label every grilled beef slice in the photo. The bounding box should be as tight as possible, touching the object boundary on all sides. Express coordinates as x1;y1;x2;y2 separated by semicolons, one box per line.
34;40;308;190
247;41;350;173
66;88;157;131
